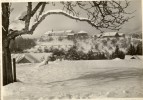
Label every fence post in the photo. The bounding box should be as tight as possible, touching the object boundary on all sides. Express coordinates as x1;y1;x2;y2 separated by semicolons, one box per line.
13;58;16;82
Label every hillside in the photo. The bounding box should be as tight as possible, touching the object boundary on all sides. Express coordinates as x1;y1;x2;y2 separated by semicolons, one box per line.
3;59;143;99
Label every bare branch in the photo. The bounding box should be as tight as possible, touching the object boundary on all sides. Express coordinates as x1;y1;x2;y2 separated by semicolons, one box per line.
25;2;32;31
37;2;46;20
20;2;43;21
7;29;27;40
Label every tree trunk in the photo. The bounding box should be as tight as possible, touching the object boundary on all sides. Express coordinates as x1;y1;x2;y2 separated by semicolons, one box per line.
3;42;13;85
2;3;13;86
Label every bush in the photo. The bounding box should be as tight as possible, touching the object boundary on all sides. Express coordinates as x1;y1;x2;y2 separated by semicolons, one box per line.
65;46;79;60
48;48;66;60
136;42;142;55
37;48;42;53
102;39;107;46
47;37;54;42
87;51;107;60
111;38;117;46
58;36;64;41
120;38;128;48
48;45;108;60
39;38;44;42
111;45;125;59
127;44;136;55
77;51;87;60
49;54;56;61
118;51;125;59
131;33;142;39
87;50;96;60
44;48;50;53
52;48;66;57
64;46;88;60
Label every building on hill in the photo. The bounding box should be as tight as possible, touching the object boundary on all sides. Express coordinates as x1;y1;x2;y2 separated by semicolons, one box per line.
41;30;89;40
102;32;125;38
44;30;66;37
66;30;74;33
67;33;75;39
66;30;75;39
75;31;88;38
44;30;76;39
44;30;89;37
43;30;67;41
118;33;125;37
118;33;125;39
102;32;119;38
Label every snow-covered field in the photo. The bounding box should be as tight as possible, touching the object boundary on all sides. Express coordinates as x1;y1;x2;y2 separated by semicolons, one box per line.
3;59;143;99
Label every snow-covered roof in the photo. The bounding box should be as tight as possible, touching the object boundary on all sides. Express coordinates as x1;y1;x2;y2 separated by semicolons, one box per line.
78;31;88;34
66;30;74;33
67;33;74;36
11;53;52;63
44;31;51;35
45;31;64;34
125;55;142;60
102;32;118;37
44;31;66;36
53;31;65;34
118;33;124;36
11;53;40;63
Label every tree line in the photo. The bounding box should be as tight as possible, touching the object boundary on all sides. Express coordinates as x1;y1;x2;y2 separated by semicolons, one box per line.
9;37;36;53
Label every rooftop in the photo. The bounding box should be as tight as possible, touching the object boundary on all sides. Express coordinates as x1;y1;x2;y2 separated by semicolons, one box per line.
78;31;88;34
66;30;74;33
102;32;118;37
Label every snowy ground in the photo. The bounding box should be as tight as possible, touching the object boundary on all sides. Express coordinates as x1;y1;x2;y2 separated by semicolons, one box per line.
2;59;143;100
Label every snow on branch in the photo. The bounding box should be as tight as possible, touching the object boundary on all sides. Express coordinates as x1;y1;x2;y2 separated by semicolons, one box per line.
30;9;98;32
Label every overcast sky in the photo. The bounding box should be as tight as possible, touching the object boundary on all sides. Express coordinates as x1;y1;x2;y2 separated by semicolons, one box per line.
10;0;142;38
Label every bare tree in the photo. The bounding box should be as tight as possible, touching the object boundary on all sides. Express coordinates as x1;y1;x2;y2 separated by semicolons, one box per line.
2;2;47;85
61;1;134;32
2;1;133;85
